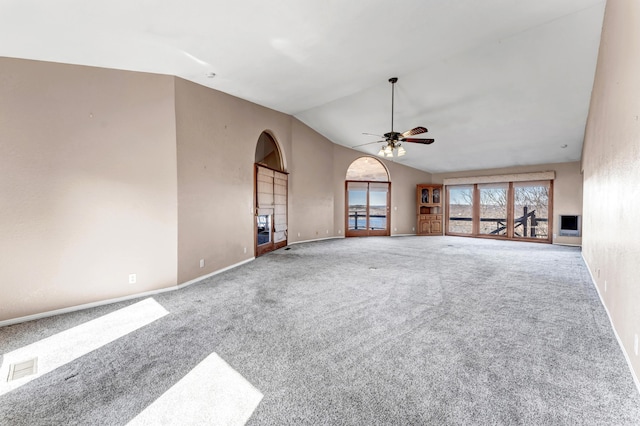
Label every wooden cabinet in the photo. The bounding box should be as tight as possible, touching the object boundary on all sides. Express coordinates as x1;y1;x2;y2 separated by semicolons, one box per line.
417;184;443;236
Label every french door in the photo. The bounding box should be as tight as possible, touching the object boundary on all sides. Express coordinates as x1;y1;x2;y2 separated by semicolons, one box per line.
256;164;288;256
345;181;390;237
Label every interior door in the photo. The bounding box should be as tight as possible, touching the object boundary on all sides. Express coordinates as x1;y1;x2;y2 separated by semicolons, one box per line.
345;181;390;237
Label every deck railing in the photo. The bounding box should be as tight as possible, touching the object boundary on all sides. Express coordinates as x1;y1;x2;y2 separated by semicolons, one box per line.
449;207;548;237
348;211;387;230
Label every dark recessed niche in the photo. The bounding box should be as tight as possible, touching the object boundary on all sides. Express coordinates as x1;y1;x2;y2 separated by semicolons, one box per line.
559;215;581;237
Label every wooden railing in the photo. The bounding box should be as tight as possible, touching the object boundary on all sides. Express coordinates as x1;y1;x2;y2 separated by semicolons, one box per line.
348;211;387;230
449;207;548;237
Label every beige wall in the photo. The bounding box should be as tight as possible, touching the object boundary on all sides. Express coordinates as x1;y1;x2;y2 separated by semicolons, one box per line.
432;161;583;245
333;145;433;236
0;57;435;322
0;58;178;321
288;119;335;243
582;0;640;379
174;78;293;283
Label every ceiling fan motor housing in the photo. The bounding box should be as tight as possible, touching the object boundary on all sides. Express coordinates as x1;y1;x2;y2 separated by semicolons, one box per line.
384;131;402;141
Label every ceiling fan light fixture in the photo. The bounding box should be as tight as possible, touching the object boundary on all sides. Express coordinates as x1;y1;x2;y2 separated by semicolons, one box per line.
360;77;435;157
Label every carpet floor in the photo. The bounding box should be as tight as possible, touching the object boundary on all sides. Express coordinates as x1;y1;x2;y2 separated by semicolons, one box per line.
1;236;639;425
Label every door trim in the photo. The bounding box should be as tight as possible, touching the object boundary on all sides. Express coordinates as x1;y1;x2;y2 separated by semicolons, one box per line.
345;180;391;237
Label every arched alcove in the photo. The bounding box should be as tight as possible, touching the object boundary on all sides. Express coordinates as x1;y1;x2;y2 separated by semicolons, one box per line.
345;157;390;237
255;131;288;256
255;131;284;171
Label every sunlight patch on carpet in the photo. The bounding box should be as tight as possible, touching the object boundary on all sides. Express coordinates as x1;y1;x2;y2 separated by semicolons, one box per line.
0;298;168;395
127;353;263;426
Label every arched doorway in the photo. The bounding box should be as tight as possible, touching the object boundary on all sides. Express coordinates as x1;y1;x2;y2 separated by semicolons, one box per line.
345;157;391;237
255;131;288;256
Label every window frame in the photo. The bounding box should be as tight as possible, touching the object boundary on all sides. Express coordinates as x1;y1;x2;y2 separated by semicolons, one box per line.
445;180;553;243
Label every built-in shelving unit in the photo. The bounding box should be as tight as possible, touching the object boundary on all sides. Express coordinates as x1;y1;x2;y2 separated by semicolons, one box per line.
417;184;443;235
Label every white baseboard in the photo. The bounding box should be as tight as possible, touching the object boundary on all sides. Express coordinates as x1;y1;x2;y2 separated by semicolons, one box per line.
178;257;255;288
0;257;255;328
582;252;640;395
291;234;423;242
288;236;343;245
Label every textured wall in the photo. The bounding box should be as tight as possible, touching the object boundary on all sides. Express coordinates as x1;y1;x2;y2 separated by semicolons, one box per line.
174;78;294;284
0;58;178;321
582;0;640;380
288;119;335;243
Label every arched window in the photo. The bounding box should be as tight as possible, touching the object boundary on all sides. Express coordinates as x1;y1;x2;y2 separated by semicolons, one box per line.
345;156;389;181
345;157;390;237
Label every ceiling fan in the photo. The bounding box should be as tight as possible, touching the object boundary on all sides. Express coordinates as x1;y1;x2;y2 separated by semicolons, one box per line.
357;77;435;157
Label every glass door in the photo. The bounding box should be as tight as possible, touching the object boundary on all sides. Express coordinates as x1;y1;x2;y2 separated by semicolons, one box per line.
346;181;390;237
447;185;474;235
446;180;552;243
479;183;508;237
347;181;367;233
368;182;389;235
513;181;550;240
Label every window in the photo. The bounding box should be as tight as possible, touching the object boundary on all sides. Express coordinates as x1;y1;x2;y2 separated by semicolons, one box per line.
446;180;553;242
447;185;473;234
345;157;389;181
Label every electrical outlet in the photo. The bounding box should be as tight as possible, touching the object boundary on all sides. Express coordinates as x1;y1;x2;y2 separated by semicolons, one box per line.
199;259;205;268
129;274;137;284
297;232;301;237
394;228;397;231
338;230;341;234
243;247;247;254
326;230;329;234
412;227;415;231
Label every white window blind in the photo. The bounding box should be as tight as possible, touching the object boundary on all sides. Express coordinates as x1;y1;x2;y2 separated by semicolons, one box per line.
443;171;555;186
273;171;288;242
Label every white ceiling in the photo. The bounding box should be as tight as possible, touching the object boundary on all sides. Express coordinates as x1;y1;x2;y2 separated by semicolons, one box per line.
0;0;605;173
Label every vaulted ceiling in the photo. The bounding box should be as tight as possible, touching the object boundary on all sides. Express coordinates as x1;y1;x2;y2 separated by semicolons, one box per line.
0;0;605;173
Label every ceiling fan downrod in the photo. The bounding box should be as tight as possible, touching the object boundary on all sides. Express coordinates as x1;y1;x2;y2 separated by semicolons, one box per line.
389;77;398;133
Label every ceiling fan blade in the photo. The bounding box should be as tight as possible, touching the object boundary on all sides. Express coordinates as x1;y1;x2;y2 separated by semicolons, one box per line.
362;132;384;138
401;138;435;145
401;126;428;137
352;140;385;148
